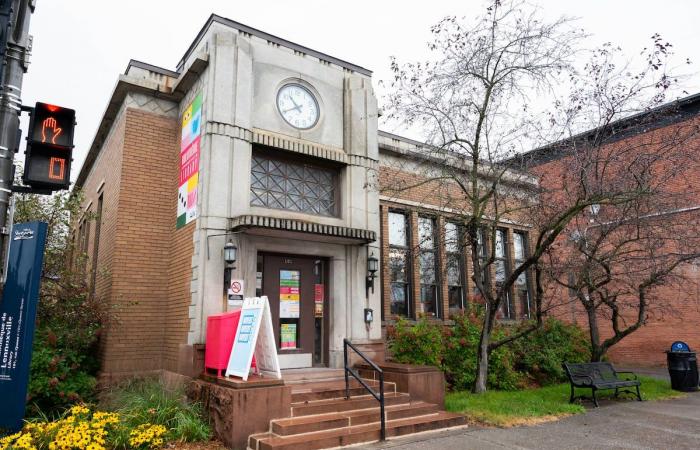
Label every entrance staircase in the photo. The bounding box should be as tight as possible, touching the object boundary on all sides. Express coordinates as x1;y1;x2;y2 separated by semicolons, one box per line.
247;370;467;450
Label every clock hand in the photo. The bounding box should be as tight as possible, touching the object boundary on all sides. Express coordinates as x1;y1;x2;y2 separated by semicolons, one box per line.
289;96;301;109
283;104;303;113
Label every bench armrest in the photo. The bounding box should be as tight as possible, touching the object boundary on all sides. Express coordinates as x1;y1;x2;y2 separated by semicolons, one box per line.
615;371;639;381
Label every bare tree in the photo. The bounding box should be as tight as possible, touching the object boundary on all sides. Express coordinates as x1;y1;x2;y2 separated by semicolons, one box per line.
383;0;692;393
539;39;700;362
383;0;601;394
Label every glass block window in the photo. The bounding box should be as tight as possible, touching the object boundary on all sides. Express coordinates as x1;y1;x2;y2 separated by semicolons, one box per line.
389;212;410;317
445;222;465;314
250;153;338;216
418;217;439;318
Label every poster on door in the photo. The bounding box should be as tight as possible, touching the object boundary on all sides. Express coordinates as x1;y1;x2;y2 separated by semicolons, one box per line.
280;323;297;349
314;283;324;318
279;270;300;318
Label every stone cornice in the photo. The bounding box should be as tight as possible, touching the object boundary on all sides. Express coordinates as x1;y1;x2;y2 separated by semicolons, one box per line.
252;128;378;170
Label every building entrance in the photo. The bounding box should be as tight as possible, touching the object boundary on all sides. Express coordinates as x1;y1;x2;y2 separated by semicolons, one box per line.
259;253;329;367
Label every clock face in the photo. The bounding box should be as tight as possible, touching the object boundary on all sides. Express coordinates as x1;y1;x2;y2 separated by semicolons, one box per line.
277;84;319;129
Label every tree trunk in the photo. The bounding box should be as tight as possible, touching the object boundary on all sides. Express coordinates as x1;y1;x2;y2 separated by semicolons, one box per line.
586;306;604;362
472;317;491;393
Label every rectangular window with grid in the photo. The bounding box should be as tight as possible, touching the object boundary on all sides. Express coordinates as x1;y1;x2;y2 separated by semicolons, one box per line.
388;211;410;317
513;231;532;319
418;216;439;318
445;222;465;315
495;229;514;319
250;150;338;217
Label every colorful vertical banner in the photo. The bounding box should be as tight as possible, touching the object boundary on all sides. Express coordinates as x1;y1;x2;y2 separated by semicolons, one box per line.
279;270;300;318
0;222;49;432
177;93;202;229
280;323;297;349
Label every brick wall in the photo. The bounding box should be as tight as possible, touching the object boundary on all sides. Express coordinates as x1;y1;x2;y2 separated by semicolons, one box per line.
531;115;700;366
79;107;125;368
79;105;195;378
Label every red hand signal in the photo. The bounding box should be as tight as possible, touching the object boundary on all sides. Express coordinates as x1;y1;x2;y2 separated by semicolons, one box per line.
41;117;63;144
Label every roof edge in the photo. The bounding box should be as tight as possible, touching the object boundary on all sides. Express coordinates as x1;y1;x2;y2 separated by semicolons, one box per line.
176;14;372;76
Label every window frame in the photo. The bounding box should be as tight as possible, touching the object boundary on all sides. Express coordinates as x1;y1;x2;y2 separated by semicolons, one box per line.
388;210;412;318
444;221;466;314
494;228;514;319
417;215;440;318
513;230;532;319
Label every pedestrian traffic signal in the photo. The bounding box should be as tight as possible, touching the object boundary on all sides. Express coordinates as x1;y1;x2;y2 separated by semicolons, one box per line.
23;102;75;190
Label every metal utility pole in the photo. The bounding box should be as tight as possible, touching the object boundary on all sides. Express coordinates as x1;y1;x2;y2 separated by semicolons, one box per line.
0;0;34;282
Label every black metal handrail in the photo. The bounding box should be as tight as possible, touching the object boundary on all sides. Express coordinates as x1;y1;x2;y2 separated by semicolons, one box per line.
343;338;385;441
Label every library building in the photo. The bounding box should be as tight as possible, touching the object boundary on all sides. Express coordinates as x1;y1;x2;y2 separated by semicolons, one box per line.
75;13;686;449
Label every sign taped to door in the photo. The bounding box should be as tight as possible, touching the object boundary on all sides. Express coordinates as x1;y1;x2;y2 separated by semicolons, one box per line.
279;270;300;318
225;296;281;381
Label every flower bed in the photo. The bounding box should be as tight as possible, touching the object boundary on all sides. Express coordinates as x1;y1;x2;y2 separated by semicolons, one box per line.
2;403;186;450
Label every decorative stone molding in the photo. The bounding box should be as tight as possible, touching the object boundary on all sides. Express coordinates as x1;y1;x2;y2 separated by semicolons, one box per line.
205;121;253;142
231;214;376;243
252;128;378;170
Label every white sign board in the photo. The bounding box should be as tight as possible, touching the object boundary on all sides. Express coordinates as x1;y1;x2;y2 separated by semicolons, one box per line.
225;296;281;381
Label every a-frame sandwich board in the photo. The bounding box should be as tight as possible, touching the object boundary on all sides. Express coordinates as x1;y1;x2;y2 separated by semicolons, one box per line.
225;296;281;381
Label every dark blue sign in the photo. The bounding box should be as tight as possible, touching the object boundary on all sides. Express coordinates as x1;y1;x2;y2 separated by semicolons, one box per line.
0;221;48;432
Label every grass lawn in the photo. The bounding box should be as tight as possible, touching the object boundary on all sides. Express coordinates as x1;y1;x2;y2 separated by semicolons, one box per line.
445;376;684;427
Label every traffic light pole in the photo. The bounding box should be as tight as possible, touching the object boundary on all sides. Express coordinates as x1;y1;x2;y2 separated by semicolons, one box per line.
0;0;33;283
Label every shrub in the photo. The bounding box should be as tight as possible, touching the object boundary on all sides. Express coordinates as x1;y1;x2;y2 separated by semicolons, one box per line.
100;378;211;445
510;317;591;385
388;312;589;391
388;317;444;367
442;311;524;391
13;190;105;416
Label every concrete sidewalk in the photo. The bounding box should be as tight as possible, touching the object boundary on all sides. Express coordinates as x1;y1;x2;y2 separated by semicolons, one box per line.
360;391;700;450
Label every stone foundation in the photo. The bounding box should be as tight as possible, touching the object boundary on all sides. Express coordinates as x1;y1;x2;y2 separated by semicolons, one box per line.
187;375;292;450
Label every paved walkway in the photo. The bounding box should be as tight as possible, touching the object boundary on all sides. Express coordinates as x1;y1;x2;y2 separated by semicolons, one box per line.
360;390;700;450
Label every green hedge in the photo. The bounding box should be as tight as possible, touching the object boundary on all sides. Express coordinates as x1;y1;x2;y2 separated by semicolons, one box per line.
388;311;590;391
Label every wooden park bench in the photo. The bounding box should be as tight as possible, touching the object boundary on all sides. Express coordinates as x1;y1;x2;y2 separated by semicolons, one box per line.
563;362;642;407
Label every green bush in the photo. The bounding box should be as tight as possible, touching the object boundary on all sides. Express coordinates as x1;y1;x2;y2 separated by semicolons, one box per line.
442;312;524;391
510;317;591;385
388;312;589;391
100;378;211;445
14;190;106;417
388;317;444;367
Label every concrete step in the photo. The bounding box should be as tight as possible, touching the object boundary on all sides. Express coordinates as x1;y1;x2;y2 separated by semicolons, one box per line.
290;379;397;403
282;368;345;384
290;392;410;417
271;401;439;435
249;411;468;450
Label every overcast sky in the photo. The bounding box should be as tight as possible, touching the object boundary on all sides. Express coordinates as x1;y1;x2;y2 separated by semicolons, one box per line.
19;0;700;180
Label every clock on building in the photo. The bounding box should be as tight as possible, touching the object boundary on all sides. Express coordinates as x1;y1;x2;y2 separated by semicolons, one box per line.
276;83;319;129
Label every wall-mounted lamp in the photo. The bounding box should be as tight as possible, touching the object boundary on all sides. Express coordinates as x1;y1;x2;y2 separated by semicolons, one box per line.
224;240;237;267
223;240;237;292
366;251;379;296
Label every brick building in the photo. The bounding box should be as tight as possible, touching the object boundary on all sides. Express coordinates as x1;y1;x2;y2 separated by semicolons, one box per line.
517;94;700;366
73;14;537;382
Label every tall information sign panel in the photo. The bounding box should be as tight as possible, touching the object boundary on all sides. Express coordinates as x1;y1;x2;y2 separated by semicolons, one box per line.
225;296;281;381
0;221;48;432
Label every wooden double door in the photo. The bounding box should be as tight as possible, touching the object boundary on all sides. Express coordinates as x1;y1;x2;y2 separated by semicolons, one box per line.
261;253;329;366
